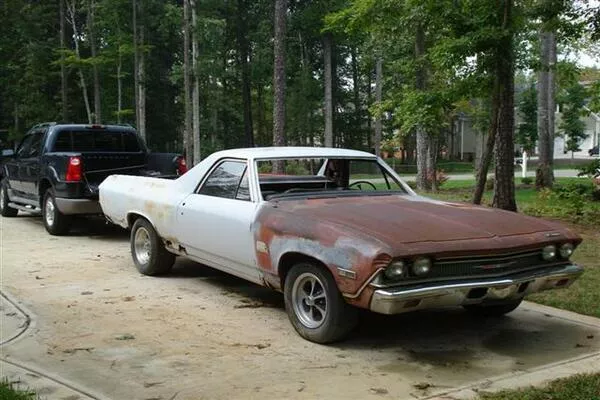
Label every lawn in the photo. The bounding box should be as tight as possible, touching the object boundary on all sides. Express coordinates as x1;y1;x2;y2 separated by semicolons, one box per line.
0;380;35;400
477;373;600;400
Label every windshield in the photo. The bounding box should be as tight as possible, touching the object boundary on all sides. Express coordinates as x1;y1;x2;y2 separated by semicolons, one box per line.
256;157;407;200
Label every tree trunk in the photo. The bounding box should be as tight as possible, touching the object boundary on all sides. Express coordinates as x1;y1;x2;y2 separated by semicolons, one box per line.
366;68;372;151
536;31;554;189
59;0;68;122
273;0;287;148
351;48;360;149
374;57;383;157
67;0;92;124
133;0;139;130
136;0;146;140
427;135;439;192
492;0;516;212
257;83;265;145
117;48;122;123
415;23;429;191
88;0;101;123
183;0;193;165
238;0;254;148
323;33;333;148
473;94;499;204
191;0;201;165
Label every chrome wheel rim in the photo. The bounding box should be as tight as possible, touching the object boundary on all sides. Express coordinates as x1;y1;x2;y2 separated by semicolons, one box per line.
0;186;5;210
134;227;152;265
45;197;55;226
292;272;328;329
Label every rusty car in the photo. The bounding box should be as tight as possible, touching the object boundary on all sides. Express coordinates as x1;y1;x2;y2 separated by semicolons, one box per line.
98;147;584;343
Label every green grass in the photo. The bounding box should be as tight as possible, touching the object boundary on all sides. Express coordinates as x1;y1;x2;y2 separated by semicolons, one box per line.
0;380;36;400
477;373;600;400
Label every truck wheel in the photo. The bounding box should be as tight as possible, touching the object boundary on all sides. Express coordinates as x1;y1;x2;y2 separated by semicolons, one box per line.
0;180;18;217
463;299;523;317
42;189;71;235
130;218;175;276
284;262;358;344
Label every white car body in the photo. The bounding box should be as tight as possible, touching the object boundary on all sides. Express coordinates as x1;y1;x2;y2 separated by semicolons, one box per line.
98;147;414;284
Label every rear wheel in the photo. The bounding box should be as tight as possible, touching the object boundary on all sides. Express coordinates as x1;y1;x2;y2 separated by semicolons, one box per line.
0;180;18;217
130;218;175;276
284;262;358;343
42;188;71;235
463;299;523;317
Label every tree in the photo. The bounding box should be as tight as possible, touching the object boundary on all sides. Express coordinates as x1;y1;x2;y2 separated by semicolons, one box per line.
88;0;102;123
323;32;333;147
183;0;192;164
492;0;517;212
66;0;93;124
560;82;588;158
373;57;382;157
191;0;200;165
273;0;287;149
516;84;538;154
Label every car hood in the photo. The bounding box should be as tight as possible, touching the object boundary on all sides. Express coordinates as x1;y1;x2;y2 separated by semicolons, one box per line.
274;194;563;244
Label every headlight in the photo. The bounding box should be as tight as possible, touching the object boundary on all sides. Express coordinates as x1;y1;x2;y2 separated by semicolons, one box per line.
412;257;432;276
384;261;406;280
542;245;557;261
559;243;574;259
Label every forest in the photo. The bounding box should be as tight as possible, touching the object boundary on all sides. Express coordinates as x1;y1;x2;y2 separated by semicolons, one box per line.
0;0;599;210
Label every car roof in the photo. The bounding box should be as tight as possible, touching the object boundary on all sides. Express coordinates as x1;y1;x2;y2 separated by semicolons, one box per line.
210;146;377;160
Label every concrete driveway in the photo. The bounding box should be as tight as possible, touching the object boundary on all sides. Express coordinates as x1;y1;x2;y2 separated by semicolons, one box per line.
1;215;599;400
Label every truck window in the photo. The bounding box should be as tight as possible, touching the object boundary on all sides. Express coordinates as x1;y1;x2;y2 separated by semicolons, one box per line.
52;131;142;152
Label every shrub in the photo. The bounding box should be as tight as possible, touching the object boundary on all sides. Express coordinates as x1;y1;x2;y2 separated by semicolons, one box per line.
577;159;600;177
485;176;495;191
521;177;533;185
426;169;449;189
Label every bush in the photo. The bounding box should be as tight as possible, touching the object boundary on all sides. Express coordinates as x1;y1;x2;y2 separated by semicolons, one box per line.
577;159;600;177
521;177;533;185
552;181;595;200
485;176;495;191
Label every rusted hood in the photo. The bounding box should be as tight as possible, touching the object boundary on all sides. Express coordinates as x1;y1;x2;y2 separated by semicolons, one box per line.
273;195;565;244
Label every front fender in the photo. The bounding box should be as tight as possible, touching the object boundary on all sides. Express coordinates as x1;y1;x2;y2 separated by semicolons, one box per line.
255;207;394;295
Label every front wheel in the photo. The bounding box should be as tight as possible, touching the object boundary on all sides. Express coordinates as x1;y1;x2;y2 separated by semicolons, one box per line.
130;218;175;276
463;299;523;317
42;189;71;235
284;263;358;344
0;180;18;217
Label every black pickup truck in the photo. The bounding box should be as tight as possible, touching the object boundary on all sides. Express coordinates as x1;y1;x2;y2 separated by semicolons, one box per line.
0;123;187;235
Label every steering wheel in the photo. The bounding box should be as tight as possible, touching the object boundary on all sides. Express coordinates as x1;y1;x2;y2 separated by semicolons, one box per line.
348;180;377;190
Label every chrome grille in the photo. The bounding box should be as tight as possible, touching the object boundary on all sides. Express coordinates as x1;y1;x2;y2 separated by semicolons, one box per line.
431;251;553;278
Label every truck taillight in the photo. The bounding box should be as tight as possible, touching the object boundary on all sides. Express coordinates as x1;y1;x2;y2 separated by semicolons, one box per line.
177;156;188;175
66;156;82;182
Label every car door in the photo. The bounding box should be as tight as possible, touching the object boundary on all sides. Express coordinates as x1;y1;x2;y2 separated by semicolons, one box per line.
175;159;261;284
4;135;34;194
19;131;44;199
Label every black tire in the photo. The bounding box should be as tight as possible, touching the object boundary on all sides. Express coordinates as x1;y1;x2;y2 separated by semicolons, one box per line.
42;188;72;235
0;179;18;217
130;218;175;276
463;299;523;317
284;262;358;344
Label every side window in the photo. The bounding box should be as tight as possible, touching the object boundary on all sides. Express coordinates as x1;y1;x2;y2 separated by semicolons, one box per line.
198;161;250;200
27;133;44;157
236;170;250;201
16;135;34;158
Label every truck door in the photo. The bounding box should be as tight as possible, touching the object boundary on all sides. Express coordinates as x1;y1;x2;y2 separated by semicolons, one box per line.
18;131;44;200
4;135;34;195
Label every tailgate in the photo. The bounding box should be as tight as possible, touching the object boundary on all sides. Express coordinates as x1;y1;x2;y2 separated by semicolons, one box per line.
82;152;147;193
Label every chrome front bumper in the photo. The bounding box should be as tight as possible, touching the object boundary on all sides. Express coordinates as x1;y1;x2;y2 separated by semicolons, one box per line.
370;264;584;315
